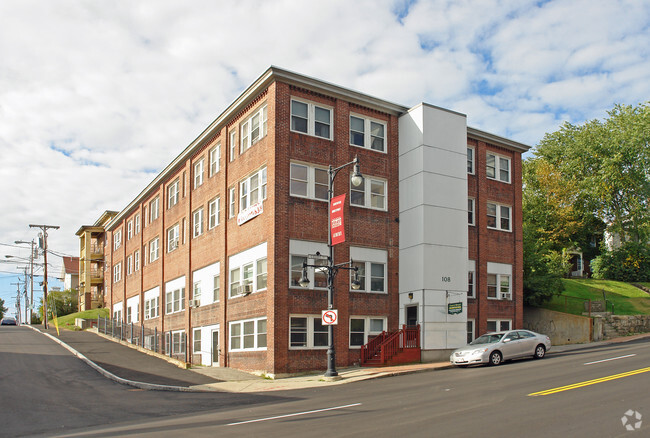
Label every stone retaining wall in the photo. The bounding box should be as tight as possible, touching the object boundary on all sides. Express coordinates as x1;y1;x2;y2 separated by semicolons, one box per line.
605;315;650;336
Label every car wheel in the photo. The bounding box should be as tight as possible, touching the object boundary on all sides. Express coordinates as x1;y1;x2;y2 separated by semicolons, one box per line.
534;344;546;359
489;351;502;366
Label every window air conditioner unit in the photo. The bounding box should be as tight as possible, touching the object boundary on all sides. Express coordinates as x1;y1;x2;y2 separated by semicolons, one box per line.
188;299;199;308
500;292;512;300
243;283;253;295
169;240;178;250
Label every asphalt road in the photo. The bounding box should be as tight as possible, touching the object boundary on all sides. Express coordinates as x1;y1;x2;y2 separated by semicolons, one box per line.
2;325;649;437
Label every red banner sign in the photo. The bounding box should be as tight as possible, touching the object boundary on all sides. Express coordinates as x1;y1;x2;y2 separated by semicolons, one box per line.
330;194;345;245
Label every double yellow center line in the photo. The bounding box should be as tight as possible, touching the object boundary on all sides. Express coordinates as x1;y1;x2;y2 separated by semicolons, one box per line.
528;367;650;396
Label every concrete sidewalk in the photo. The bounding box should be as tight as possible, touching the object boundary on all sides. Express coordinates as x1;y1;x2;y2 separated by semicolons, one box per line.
29;325;650;393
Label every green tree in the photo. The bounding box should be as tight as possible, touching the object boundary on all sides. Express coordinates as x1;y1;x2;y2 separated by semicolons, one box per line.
37;289;78;320
0;298;7;319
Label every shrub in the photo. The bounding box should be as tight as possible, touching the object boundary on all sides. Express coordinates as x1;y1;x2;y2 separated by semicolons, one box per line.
592;242;650;282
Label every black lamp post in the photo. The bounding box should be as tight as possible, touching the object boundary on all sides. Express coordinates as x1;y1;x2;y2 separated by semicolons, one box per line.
298;155;363;377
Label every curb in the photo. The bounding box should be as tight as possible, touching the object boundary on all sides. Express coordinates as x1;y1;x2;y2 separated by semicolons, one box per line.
28;325;216;393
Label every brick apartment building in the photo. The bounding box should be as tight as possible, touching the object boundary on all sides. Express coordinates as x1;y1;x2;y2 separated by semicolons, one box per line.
93;67;529;374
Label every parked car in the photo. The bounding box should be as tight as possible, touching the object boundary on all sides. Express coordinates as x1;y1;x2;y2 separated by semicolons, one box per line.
1;316;17;326
450;329;551;367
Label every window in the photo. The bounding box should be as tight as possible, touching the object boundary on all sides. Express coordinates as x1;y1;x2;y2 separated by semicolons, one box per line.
256;258;267;290
467;147;475;174
168;179;180;208
468;260;475;298
113;230;122;250
350;247;387;292
487;273;511;300
135;214;140;234
229;317;267;351
113;263;122;283
487;202;511;231
169;330;186;355
467;320;475;344
229;187;236;218
239;167;267;211
149;237;159;262
165;287;185;314
289;316;328;348
194;159;204;189
193;328;201;355
167;224;179;252
126;255;133;276
350;317;386;347
468;198;475;226
290;162;328;200
350;176;386;210
486;153;510;183
208;197;220;229
229;267;240;297
149;197;159;222
240;104;268;153
350;115;386;152
229;243;267;297
193;208;204;238
290;98;332;139
134;250;140;271
213;275;220;302
193;281;201;301
127;221;133;240
209;144;220;176
229;130;236;162
126;306;132;324
290;255;327;289
487;319;511;332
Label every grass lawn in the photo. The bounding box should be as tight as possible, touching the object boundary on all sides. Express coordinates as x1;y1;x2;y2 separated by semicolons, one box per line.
51;308;110;330
539;279;650;316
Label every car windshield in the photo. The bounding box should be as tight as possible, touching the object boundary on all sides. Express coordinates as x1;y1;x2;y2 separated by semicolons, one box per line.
470;333;504;345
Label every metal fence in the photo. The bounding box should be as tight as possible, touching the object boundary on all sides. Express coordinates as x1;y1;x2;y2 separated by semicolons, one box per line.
97;316;187;363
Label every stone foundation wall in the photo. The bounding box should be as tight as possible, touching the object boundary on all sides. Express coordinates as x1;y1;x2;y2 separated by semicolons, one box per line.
606;315;650;336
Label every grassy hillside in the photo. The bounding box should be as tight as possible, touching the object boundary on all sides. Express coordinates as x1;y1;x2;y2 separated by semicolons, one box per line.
51;308;110;330
540;279;650;316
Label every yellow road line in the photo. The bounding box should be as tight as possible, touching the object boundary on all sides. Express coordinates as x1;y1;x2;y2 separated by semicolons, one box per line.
528;367;650;396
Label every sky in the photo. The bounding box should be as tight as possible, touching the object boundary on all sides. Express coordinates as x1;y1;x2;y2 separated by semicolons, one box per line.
1;0;649;317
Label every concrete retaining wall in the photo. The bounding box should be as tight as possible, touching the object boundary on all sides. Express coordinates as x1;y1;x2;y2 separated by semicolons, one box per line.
524;307;592;345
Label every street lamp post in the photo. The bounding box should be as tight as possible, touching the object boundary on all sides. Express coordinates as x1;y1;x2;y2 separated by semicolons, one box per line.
299;156;364;377
15;240;35;324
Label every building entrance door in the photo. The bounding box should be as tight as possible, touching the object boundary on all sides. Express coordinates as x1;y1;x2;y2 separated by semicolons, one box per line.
406;305;418;327
211;330;220;367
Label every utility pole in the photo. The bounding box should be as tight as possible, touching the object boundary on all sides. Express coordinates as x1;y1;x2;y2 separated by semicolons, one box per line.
29;224;59;329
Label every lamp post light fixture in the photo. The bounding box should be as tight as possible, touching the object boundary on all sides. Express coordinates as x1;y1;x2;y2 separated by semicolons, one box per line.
299;155;363;378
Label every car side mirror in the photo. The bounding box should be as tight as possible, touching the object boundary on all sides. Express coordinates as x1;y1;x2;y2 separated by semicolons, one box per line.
503;338;511;343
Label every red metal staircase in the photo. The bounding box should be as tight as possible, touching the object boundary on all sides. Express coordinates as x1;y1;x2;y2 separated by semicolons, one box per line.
360;325;421;367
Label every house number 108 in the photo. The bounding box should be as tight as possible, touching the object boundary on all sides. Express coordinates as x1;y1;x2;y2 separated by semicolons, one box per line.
441;276;451;282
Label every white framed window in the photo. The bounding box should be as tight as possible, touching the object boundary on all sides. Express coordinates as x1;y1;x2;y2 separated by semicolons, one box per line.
126;255;133;275
213;274;220;302
113;230;122;250
167;224;179;252
229;187;236;218
126;296;139;324
113;263;122;283
229;317;267;351
193;208;204;238
289;240;328;289
229;130;236;162
209;144;220;176
169;330;186;355
486;153;511;183
350;176;387;210
149;197;159;222
350;316;387;347
240;104;268;153
165;287;185;314
208;197;220;229
134;214;140;234
350;246;388;293
239;167;267;211
127;221;133;240
149;237;159;262
113;308;122;322
193;328;201;355
487;262;512;300
487;202;511;231
192;262;220;306
467;146;475;174
194;159;204;189
168;179;180;208
290;98;332;140
229;242;267;297
134;250;140;272
193;281;201;301
487;319;511;332
289;315;328;349
468;260;476;298
289;162;328;201
349;114;386;152
467;319;475;344
468;198;475;226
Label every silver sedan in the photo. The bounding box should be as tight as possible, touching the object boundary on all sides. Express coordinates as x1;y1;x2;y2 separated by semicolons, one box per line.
450;329;551;367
